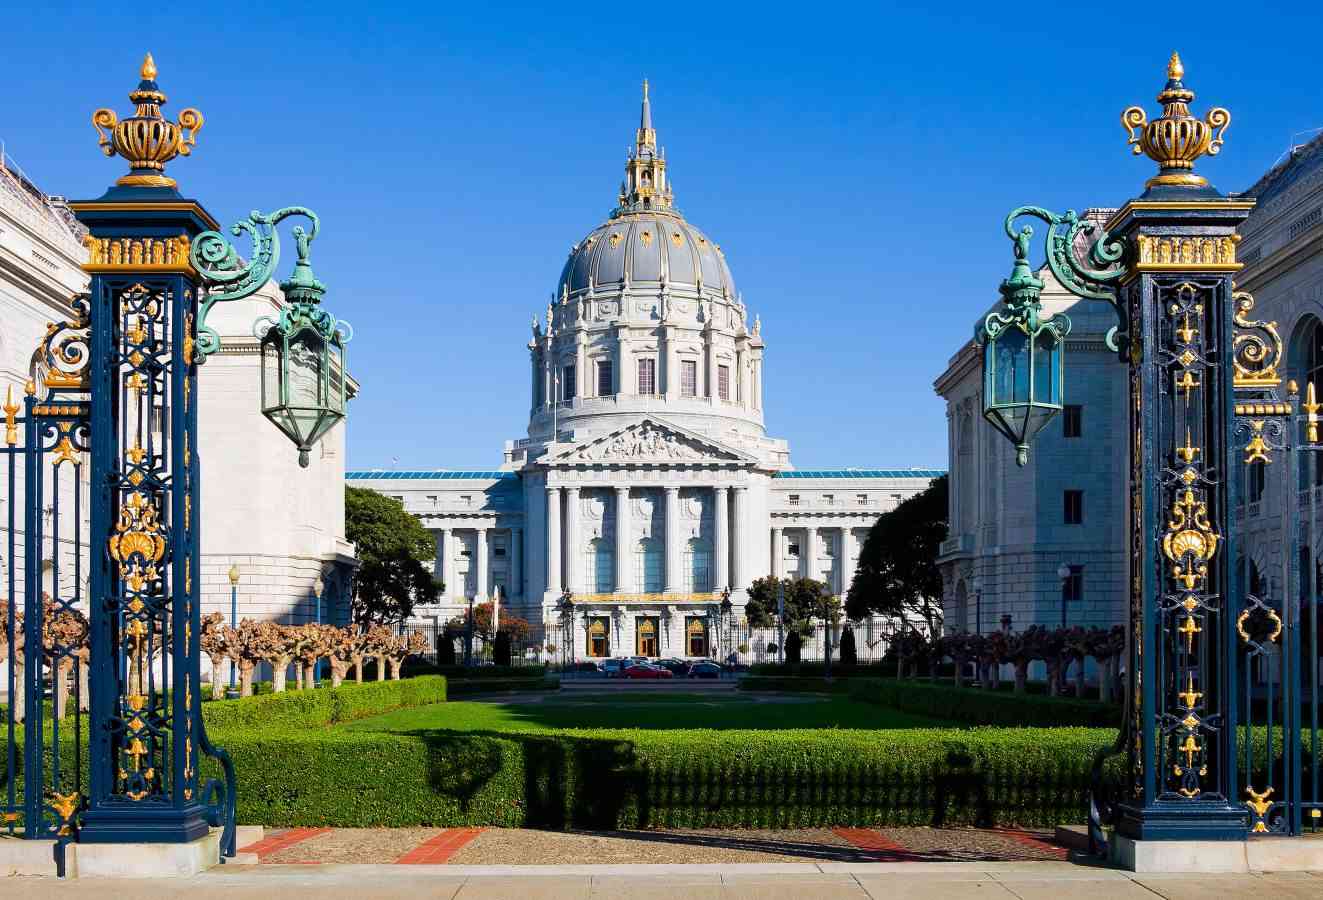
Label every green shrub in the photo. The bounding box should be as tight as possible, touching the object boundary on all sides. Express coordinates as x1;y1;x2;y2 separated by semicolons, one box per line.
205;724;1118;829
446;677;559;697
849;678;1119;728
200;676;447;731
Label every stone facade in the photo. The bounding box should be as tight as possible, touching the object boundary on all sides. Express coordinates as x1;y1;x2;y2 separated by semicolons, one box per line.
349;87;941;660
934;134;1323;634
0;149;356;638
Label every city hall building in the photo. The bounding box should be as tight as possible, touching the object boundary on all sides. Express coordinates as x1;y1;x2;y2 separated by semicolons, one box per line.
935;132;1323;635
350;86;940;659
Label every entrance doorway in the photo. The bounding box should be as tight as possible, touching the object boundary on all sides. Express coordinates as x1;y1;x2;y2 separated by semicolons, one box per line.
685;616;708;657
636;617;658;657
587;617;610;658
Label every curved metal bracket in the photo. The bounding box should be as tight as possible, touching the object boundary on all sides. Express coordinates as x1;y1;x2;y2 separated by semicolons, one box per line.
1002;206;1130;354
189;207;320;360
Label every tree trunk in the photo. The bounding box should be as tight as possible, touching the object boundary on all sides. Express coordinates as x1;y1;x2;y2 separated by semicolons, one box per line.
294;663;303;691
1014;662;1027;694
211;658;225;700
990;662;1000;691
240;662;255;698
303;662;315;688
330;659;347;688
1098;657;1112;704
377;655;387;681
78;658;90;712
272;659;289;694
1047;661;1060;697
353;657;363;684
54;659;70;719
953;659;965;688
11;660;23;723
1075;657;1088;698
388;657;402;680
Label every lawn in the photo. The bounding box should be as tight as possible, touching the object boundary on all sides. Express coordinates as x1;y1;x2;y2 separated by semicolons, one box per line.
341;690;955;734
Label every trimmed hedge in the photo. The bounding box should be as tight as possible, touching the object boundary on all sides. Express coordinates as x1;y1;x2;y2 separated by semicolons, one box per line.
200;676;447;731
205;724;1118;829
446;676;559;698
738;677;1120;728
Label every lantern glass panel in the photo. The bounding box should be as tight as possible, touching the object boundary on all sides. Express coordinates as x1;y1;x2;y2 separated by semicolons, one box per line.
1034;330;1061;405
286;328;327;446
328;338;345;415
992;326;1030;406
261;338;281;410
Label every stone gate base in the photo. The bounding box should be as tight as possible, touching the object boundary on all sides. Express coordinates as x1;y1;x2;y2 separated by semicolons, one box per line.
1111;834;1323;872
0;825;263;877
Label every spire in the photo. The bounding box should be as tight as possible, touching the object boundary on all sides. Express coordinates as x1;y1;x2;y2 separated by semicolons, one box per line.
636;79;656;158
617;80;673;215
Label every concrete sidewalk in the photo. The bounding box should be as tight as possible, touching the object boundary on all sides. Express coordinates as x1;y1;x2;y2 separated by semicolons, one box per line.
1;861;1321;899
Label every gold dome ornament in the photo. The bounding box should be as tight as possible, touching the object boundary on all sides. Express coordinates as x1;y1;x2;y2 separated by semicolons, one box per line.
1122;53;1230;189
92;53;203;189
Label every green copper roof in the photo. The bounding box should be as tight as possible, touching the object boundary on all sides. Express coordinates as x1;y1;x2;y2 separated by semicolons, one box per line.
345;471;516;480
773;469;945;479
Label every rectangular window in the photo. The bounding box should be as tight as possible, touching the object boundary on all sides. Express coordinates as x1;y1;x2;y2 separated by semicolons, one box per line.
460;494;472;507
563;364;576;401
1063;565;1084;603
1064;490;1084;525
596;360;613;396
856;493;869;506
681;359;697;397
1249;461;1266;503
787;542;801;557
1063;404;1083;438
718;364;731;400
788;494;800;507
494;547;506;558
822;493;834;506
638;358;656;395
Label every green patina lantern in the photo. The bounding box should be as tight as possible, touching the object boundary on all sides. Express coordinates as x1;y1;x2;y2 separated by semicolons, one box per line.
257;225;349;468
977;224;1070;467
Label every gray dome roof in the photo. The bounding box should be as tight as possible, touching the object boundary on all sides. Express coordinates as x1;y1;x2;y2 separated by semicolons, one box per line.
558;212;736;299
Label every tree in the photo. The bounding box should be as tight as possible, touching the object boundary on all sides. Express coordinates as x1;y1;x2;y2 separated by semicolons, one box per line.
226;620;267;698
200;612;230;700
838;624;857;667
448;602;531;643
438;631;457;666
493;630;512;666
744;576;833;634
345;486;441;625
845;475;948;632
325;626;356;688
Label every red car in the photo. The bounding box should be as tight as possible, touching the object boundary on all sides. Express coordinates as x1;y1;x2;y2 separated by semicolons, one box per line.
623;664;673;680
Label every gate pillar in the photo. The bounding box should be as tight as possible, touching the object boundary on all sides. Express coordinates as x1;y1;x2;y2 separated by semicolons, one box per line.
1109;196;1253;841
67;56;214;843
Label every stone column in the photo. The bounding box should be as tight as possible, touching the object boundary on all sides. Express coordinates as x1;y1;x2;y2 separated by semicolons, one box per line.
664;486;681;592
546;487;562;593
735;344;746;406
441;529;456;600
565;487;581;592
512;527;523;599
476;527;490;600
663;325;677;400
731;487;747;589
704;326;715;400
542;339;553;409
615;487;631;593
841;528;856;595
434;529;445;581
615;325;630;397
770;526;782;579
804;525;818;582
575;333;586;402
714;487;730;590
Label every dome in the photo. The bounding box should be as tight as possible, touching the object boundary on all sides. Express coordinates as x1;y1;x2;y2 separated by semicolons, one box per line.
558;212;736;300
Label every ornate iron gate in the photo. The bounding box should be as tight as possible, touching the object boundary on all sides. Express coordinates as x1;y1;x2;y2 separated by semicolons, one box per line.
1;300;92;840
1232;301;1323;835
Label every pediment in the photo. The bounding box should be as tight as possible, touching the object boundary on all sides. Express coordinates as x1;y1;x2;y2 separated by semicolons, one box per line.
553;418;751;465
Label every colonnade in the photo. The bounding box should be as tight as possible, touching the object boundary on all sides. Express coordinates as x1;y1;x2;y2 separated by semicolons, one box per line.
545;484;747;595
433;526;523;601
769;524;860;594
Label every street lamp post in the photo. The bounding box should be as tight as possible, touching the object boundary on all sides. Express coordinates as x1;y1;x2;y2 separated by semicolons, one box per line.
720;587;733;670
971;576;983;636
978;55;1273;845
227;565;241;698
557;588;574;673
1056;564;1072;630
313;575;325;684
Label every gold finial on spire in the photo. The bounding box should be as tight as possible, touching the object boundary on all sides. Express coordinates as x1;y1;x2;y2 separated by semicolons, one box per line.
1121;52;1230;190
91;53;203;189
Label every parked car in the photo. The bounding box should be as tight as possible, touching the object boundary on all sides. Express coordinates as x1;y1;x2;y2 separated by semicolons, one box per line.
574;661;602;674
687;662;722;679
656;658;689;676
624;664;674;680
601;659;627;678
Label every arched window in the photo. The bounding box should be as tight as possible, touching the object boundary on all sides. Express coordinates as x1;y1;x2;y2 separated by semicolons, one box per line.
684;538;712;592
588;538;613;593
635;538;663;593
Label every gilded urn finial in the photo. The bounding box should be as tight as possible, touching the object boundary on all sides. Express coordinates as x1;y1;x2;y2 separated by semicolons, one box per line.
1122;53;1230;190
91;53;203;189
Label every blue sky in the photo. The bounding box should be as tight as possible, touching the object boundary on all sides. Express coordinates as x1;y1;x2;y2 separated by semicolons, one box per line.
3;3;1320;469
